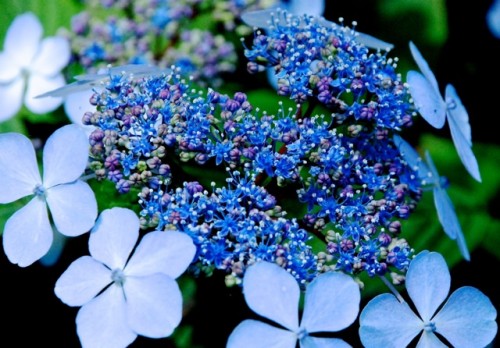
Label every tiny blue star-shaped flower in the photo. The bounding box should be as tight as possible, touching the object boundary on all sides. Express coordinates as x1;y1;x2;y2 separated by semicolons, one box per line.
359;250;498;348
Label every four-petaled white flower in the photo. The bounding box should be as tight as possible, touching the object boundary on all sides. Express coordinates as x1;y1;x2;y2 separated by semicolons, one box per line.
54;207;197;348
227;261;361;348
0;12;70;122
359;250;498;348
0;124;97;267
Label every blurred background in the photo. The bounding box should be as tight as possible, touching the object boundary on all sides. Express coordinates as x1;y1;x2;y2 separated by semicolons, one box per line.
0;0;499;346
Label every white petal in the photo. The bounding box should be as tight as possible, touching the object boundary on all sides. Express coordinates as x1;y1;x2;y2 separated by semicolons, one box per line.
227;319;297;348
433;286;498;348
0;132;41;203
125;230;195;278
301;272;360;333
4;12;42;67
76;285;137;348
31;37;70;76
89;208;139;269
25;73;65;114
42;124;89;187
406;251;450;322
0;52;21;82
54;255;112;306
359;293;423;347
300;336;352;348
46;181;97;236
243;261;300;331
125;274;182;338
0;78;25;122
2;197;53;267
64;89;96;127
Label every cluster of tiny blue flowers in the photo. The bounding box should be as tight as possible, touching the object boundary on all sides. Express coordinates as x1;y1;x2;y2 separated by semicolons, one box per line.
244;13;413;129
64;0;247;86
138;171;319;286
83;53;418;282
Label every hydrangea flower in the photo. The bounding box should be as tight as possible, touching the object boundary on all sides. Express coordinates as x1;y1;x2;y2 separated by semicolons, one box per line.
54;207;196;348
359;250;498;347
0;124;97;267
227;261;360;347
0;12;70;122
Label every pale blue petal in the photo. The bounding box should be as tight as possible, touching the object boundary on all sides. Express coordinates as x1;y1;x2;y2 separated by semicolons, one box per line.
42;124;89;188
63;89;97;131
359;293;423;347
408;41;440;96
445;85;481;182
267;67;279;90
4;12;42;67
46;180;97;236
300;336;352;348
54;255;111;306
31;37;70;76
76;285;137;348
448;120;481;183
39;231;67;266
227;319;297;348
0;77;24;123
89;208;139;269
2;197;53;267
243;261;300;331
406;70;446;129
282;0;325;16
432;184;470;260
125;230;195;279
125;274;182;338
487;0;500;38
301;272;360;333
0;132;40;203
393;135;431;181
416;331;448;348
433;286;498;348
25;72;65;114
445;84;471;144
406;251;450;322
0;52;20;82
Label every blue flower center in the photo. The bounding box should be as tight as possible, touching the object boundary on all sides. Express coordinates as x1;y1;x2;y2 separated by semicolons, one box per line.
424;321;436;332
33;184;46;197
111;268;126;286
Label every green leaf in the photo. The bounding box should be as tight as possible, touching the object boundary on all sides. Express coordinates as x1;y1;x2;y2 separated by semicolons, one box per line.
0;115;28;135
0;0;83;41
377;0;448;46
88;179;141;214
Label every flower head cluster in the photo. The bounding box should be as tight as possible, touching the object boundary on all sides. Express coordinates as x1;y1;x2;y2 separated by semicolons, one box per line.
138;172;319;285
81;56;419;281
63;0;245;87
244;10;412;130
